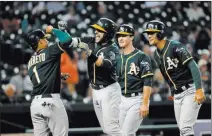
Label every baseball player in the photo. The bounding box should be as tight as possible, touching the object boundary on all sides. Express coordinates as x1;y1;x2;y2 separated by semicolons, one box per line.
58;18;124;135
27;26;74;136
143;20;206;136
116;24;153;136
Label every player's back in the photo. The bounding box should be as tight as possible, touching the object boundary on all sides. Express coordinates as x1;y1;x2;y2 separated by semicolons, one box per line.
28;43;63;96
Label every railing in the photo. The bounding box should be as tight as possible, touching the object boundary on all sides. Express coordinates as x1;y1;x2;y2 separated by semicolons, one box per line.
25;124;178;134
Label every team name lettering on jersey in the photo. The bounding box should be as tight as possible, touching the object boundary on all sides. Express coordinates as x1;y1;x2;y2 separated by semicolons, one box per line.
167;57;179;70
28;53;46;70
128;63;140;75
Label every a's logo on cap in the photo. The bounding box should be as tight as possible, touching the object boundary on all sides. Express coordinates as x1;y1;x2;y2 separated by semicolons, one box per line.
147;24;157;29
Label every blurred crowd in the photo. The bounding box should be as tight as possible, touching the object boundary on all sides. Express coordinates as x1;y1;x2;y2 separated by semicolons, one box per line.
0;1;211;104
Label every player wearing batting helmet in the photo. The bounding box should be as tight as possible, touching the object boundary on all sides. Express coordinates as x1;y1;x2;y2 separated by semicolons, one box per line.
57;18;124;135
26;26;77;136
116;24;153;136
143;20;206;136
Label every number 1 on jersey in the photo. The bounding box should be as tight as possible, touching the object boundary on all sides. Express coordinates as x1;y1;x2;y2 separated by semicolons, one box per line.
33;66;40;84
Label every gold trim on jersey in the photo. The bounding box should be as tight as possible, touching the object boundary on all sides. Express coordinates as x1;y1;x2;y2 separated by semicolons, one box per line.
57;44;65;52
183;57;193;65
121;55;124;75
141;73;154;78
124;51;140;94
163;41;177;90
93;63;96;84
93;47;107;84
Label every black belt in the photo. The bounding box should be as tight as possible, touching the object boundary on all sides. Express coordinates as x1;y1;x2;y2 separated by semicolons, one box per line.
91;84;108;90
174;84;191;94
122;92;142;97
32;94;52;100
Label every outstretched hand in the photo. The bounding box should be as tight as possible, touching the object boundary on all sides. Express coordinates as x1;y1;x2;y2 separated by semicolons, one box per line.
77;42;92;56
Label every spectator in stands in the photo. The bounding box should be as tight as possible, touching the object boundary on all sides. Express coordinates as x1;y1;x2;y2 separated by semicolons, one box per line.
1;12;20;33
60;51;82;102
194;29;211;53
97;2;116;21
185;2;205;21
61;6;82;26
9;64;33;102
199;49;211;76
198;59;211;95
77;50;93;103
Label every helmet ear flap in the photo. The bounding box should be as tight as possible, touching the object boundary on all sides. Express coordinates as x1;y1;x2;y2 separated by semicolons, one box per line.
156;32;162;40
156;30;164;40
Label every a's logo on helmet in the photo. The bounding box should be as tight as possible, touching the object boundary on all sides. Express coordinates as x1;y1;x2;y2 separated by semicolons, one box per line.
98;20;103;27
120;27;125;32
148;24;157;30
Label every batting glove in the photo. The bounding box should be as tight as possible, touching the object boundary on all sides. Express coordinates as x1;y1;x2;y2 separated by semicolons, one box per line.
58;21;67;31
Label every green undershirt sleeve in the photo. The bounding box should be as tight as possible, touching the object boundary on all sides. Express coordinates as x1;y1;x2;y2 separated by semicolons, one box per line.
187;59;202;90
52;28;72;44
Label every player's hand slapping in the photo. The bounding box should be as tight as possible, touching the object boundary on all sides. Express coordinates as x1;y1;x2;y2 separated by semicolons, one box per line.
58;21;67;31
61;73;70;81
194;89;206;105
46;25;53;33
140;104;149;118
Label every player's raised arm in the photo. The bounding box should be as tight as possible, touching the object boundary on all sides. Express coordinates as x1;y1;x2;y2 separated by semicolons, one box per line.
46;25;73;49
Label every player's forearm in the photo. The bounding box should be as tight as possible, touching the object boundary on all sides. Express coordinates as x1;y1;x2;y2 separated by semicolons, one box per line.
52;28;72;45
187;60;202;90
142;86;151;106
142;76;153;105
89;53;113;68
96;58;113;68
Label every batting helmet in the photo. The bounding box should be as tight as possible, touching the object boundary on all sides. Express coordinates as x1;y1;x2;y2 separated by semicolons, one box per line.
91;18;117;43
116;24;135;36
143;20;165;40
26;29;48;50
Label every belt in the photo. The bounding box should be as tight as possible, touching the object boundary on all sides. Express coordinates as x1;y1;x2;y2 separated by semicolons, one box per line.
32;94;53;100
174;84;191;94
91;84;108;90
122;92;142;97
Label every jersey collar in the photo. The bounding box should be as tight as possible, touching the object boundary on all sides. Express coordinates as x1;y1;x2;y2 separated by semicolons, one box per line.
156;39;170;55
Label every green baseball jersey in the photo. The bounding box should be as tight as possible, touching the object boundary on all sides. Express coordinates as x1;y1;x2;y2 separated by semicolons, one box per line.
80;37;120;86
117;49;153;94
153;39;194;91
28;43;64;96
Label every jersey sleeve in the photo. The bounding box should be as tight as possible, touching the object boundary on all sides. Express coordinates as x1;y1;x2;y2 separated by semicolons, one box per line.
101;44;120;69
174;44;193;65
140;54;154;78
